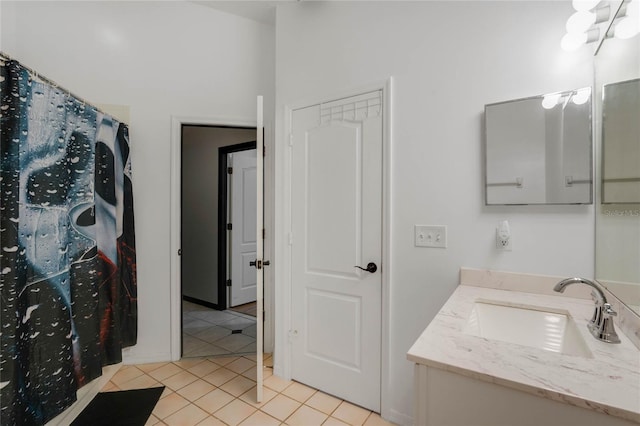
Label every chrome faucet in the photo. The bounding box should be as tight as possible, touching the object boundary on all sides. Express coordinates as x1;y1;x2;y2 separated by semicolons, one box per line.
554;278;620;343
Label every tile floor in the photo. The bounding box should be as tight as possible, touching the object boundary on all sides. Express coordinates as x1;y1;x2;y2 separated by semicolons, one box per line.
228;302;257;317
101;354;395;426
182;301;257;358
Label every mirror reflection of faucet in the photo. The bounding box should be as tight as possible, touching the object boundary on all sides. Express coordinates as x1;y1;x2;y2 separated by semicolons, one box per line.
554;277;621;343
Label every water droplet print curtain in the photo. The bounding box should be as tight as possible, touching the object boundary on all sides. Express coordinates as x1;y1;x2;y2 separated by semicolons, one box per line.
0;56;137;425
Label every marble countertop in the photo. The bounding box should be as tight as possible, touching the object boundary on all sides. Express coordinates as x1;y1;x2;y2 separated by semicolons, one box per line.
407;284;640;424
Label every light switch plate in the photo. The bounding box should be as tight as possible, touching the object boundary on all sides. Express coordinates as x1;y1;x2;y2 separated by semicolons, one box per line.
415;225;447;248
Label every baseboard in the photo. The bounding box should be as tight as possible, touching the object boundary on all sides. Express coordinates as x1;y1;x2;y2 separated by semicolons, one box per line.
122;350;173;365
45;363;121;426
183;295;224;311
273;364;287;380
385;408;413;426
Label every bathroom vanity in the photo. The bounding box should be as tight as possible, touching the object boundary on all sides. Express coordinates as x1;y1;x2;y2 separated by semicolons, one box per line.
407;269;640;426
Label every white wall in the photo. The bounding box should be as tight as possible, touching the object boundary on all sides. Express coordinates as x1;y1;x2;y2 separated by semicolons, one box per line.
1;0;275;364
274;2;595;423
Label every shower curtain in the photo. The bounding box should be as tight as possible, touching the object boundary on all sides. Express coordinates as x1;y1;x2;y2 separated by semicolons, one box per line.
0;55;137;425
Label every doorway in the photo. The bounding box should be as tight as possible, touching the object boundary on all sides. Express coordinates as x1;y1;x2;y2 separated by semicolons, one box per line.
221;143;258;309
180;125;257;357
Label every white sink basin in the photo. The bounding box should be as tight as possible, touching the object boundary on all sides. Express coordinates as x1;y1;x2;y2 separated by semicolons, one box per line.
465;299;593;358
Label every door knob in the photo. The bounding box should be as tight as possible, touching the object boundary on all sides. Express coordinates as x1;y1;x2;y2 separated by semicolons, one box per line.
250;260;270;269
354;262;377;273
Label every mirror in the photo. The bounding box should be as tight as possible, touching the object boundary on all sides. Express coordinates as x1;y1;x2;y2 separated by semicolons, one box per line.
485;89;593;205
594;4;640;314
602;78;640;203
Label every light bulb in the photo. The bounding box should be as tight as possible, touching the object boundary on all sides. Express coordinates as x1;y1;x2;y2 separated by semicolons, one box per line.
571;87;591;105
572;0;600;12
542;93;562;109
566;10;597;33
561;32;588;51
626;0;640;18
615;16;640;38
615;0;640;39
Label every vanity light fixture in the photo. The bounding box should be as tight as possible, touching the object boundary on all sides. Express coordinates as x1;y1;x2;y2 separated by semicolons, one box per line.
561;1;610;51
561;28;601;51
542;93;563;109
562;0;640;51
566;9;602;33
571;87;592;104
572;0;601;12
541;87;591;109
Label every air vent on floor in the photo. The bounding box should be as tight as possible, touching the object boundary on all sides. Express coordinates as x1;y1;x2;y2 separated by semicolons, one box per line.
231;329;242;334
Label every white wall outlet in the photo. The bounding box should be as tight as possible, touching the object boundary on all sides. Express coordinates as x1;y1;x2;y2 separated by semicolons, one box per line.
496;220;513;250
415;225;447;248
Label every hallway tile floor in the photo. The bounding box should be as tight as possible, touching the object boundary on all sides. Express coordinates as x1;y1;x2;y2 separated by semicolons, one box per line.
183;301;257;358
101;354;395;426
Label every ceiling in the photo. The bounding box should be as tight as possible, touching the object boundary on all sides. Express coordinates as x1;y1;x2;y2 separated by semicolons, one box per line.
191;1;294;25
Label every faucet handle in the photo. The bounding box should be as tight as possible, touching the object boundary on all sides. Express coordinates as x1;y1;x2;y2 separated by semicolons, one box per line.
597;303;621;344
603;303;617;317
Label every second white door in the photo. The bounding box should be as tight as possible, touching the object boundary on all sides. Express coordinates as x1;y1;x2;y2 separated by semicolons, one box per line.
290;90;383;411
230;148;257;307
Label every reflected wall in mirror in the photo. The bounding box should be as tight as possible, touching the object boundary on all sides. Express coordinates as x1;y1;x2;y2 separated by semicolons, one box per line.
485;89;593;205
594;4;640;314
602;78;640;203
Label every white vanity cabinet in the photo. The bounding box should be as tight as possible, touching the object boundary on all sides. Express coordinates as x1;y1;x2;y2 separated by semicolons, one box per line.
413;364;637;426
407;272;640;426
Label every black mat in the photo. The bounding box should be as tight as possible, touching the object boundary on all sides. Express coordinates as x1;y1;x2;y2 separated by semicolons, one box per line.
71;386;165;426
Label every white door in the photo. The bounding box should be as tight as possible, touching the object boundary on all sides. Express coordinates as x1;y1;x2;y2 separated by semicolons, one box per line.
230;149;257;307
290;90;383;411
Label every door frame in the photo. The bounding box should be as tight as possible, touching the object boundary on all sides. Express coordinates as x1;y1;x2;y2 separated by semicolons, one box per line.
276;78;393;415
219;141;257;309
170;115;263;361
